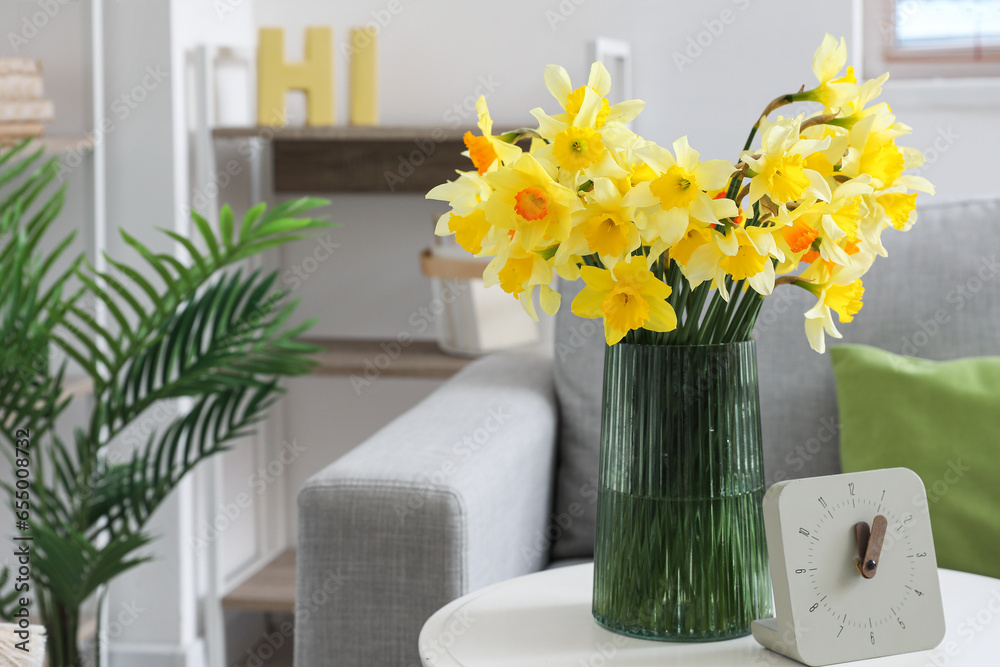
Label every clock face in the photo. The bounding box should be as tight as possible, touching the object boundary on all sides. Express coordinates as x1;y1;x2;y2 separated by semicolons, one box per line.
763;468;945;666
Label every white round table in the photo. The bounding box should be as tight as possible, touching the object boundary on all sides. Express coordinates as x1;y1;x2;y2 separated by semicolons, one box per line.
419;564;1000;666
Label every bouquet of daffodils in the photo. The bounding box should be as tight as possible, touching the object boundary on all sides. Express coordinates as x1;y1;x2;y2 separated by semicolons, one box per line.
427;35;933;352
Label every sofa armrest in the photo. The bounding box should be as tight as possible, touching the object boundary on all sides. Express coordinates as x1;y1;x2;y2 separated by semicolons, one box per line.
294;352;558;667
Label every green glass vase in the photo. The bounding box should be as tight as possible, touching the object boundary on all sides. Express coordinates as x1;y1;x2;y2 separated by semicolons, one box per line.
592;340;772;641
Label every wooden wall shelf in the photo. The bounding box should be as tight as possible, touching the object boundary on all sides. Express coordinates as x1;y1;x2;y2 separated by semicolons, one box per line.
223;548;296;613
301;337;472;379
41;135;95;154
213;126;476;194
1;135;95;154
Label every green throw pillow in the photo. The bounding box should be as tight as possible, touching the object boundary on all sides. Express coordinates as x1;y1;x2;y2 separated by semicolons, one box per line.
831;344;1000;580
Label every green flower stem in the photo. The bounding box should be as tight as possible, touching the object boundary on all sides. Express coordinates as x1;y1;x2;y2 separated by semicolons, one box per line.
706;278;737;343
725;287;763;342
679;283;711;344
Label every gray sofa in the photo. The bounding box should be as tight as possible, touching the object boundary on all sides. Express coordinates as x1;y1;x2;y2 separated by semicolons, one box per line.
294;198;1000;667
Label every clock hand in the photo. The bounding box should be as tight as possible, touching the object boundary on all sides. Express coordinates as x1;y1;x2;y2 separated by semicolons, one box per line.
855;521;871;575
860;515;888;579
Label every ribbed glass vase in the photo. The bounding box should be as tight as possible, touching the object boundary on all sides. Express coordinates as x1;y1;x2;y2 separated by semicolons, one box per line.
592;340;772;641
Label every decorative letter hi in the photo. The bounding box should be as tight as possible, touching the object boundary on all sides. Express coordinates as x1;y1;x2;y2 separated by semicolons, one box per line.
257;27;334;126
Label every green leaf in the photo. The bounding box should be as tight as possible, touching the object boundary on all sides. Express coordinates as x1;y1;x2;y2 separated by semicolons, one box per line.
160;229;208;277
220;205;235;250
190;211;222;263
121;229;181;300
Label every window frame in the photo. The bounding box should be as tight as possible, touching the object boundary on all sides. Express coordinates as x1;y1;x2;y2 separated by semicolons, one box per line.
862;0;1000;80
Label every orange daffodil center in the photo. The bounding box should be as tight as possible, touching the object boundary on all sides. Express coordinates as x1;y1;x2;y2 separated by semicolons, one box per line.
514;187;549;221
463;132;498;175
455;95;522;177
782;218;819;254
484;153;577;253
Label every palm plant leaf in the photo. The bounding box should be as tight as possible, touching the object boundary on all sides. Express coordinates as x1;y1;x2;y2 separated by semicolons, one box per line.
31;524;151;609
90;381;283;537
57;199;328;396
0;145;78;441
0;568;20;620
0;140;333;665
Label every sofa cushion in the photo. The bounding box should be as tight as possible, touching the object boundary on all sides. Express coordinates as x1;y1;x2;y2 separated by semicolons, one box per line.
832;344;1000;579
756;197;1000;484
550;281;606;558
549;198;1000;559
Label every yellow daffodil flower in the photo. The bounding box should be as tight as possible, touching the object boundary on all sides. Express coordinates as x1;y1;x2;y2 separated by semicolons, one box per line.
840;112;917;189
795;34;859;110
669;223;713;267
623;136;738;261
543;62;644;129
685;225;782;297
827;73;890;129
877;192;918;230
802;278;866;353
483;241;560;321
557;177;640;271
571;255;677;345
530;90;632;183
461;96;523;175
743;117;832;209
442;209;490;255
427;169;492;217
484;154;579;252
552;126;606;172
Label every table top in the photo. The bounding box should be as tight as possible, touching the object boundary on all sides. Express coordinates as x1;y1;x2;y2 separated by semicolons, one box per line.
419;563;1000;666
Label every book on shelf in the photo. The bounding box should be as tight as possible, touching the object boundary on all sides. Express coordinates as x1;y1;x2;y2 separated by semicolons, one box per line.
0;74;44;100
0;59;52;136
0;100;54;123
0;58;42;76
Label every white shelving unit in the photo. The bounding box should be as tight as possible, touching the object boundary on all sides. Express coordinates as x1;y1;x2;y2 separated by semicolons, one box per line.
4;2;257;665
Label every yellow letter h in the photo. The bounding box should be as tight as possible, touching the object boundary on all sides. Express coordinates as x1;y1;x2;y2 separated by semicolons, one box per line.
257;27;334;126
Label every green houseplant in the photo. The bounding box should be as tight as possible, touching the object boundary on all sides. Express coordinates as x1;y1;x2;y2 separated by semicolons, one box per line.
0;140;330;666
